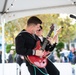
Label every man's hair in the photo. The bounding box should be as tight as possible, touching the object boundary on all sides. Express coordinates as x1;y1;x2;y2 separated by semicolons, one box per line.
27;16;42;26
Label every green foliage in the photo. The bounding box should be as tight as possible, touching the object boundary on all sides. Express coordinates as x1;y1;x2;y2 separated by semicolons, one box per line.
6;44;14;53
56;42;64;57
4;14;76;45
0;14;76;57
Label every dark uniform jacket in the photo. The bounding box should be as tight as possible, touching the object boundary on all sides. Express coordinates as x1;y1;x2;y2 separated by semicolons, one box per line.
15;30;60;75
15;29;56;56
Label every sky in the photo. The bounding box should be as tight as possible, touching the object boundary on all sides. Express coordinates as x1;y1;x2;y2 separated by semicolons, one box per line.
60;13;76;24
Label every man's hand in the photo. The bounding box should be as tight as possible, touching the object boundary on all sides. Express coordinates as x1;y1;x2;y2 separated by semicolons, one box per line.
35;50;44;57
43;51;50;57
35;50;50;57
47;37;56;45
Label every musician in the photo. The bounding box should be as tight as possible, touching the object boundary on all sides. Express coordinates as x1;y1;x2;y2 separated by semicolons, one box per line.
36;26;57;50
15;16;59;75
36;26;59;75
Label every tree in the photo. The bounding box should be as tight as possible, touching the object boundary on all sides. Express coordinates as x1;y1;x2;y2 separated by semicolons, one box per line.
56;42;64;57
5;17;28;44
4;14;76;49
6;44;14;53
58;17;76;49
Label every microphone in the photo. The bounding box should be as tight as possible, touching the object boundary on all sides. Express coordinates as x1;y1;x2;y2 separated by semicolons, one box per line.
70;14;76;19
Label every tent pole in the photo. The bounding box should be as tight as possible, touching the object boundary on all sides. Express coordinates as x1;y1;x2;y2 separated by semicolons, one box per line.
1;14;5;75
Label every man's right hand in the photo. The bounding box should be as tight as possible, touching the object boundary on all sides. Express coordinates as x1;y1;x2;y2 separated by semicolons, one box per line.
35;50;44;57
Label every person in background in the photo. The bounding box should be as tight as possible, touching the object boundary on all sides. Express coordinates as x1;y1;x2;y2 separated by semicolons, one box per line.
15;16;59;75
60;48;69;63
72;50;76;64
8;50;14;63
68;48;74;63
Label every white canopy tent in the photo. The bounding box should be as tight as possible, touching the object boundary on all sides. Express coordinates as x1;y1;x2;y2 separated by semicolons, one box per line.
0;0;76;23
0;0;76;75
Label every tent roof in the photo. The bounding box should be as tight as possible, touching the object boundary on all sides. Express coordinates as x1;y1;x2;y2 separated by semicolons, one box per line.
0;0;76;22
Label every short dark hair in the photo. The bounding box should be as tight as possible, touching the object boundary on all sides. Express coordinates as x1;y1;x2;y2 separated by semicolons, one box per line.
27;16;42;25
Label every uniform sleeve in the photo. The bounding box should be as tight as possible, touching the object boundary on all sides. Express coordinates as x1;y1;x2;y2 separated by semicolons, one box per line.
49;43;57;51
15;34;33;56
45;42;57;52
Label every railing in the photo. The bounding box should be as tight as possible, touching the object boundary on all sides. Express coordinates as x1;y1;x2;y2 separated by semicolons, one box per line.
0;63;75;75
